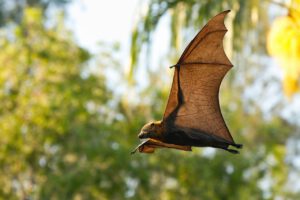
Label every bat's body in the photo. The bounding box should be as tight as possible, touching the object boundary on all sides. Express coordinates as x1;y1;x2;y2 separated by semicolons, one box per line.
165;127;240;151
132;120;241;154
132;10;242;154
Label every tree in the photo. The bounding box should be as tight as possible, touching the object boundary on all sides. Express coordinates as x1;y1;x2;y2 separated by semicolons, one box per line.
0;0;71;27
0;8;110;199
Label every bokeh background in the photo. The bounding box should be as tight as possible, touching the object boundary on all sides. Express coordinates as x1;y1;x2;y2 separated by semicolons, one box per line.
1;0;300;199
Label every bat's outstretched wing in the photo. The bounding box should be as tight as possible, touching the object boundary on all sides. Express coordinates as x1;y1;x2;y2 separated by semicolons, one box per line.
163;10;234;143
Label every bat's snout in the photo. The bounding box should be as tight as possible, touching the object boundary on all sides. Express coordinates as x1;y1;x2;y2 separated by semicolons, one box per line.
138;132;147;139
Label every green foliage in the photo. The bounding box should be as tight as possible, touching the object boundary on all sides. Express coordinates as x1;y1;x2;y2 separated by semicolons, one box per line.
0;0;71;27
0;7;110;199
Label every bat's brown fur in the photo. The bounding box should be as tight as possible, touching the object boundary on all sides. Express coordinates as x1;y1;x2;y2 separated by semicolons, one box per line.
138;121;164;140
137;120;242;154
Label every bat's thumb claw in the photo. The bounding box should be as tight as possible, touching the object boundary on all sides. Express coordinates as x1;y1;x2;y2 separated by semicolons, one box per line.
130;151;135;155
130;149;138;155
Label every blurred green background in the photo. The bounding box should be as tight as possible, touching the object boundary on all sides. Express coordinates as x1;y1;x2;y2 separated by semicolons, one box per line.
1;0;300;199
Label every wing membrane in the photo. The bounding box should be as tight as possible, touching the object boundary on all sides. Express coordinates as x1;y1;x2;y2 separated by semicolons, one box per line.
163;10;234;142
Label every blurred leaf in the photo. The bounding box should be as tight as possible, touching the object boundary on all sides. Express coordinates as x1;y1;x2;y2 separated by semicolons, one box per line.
267;1;300;96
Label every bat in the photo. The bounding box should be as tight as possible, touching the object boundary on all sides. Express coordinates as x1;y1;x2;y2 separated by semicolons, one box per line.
131;10;242;154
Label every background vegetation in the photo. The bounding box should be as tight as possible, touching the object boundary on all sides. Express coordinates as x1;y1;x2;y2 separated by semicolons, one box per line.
0;0;300;199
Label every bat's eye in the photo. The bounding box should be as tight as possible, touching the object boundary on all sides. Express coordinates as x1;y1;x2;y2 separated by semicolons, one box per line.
151;123;154;127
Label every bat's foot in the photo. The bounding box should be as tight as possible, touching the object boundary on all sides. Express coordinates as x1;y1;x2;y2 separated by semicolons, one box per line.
231;143;243;149
225;148;239;154
222;143;242;154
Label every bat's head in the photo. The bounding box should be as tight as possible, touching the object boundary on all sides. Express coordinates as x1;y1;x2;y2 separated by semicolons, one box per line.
138;121;164;140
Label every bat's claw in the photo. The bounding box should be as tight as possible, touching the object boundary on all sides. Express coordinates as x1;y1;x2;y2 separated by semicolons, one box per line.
169;64;180;68
232;143;243;149
131;139;151;155
225;143;242;154
226;148;239;154
130;146;139;155
130;150;137;155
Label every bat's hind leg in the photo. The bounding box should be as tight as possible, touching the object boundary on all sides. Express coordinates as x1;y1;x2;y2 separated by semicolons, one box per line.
209;135;242;154
230;143;243;149
210;138;242;154
183;130;243;154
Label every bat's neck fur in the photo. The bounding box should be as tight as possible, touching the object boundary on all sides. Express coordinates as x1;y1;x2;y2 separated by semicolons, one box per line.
139;120;166;140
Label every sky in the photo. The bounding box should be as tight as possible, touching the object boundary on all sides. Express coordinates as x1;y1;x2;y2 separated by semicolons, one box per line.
66;0;140;53
66;0;172;94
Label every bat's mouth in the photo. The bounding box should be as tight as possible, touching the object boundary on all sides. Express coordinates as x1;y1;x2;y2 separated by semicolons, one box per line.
138;132;148;139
